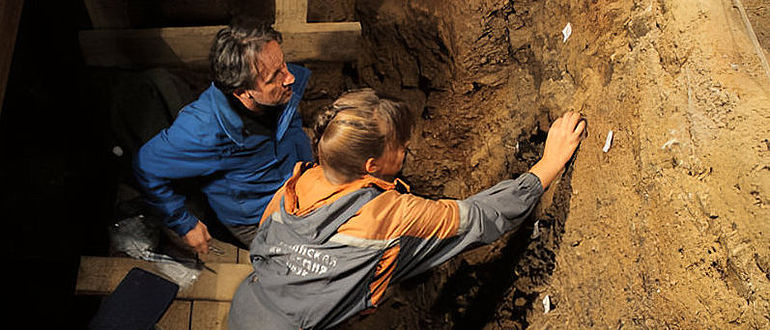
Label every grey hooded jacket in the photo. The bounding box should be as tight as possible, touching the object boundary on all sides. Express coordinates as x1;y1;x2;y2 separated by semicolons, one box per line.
229;163;544;329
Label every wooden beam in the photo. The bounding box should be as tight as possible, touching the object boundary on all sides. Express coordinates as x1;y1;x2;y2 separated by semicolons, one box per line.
78;25;221;68
0;0;24;117
157;300;192;330
191;301;230;330
76;256;253;301
278;22;362;63
78;22;361;68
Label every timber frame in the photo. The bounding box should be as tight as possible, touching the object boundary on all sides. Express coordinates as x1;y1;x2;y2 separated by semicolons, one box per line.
79;0;362;68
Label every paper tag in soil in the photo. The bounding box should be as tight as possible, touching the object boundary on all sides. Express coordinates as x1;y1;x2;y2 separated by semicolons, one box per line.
562;22;572;42
531;220;541;239
603;130;614;153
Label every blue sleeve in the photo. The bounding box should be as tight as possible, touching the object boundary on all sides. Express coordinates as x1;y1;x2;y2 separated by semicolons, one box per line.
132;110;224;236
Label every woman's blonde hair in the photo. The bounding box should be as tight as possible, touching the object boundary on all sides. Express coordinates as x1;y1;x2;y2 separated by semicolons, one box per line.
313;88;414;182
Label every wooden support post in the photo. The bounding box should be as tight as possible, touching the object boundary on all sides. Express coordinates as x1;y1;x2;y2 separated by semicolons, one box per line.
275;0;308;28
0;0;24;117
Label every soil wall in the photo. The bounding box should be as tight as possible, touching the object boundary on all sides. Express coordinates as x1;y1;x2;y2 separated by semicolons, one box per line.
332;0;770;328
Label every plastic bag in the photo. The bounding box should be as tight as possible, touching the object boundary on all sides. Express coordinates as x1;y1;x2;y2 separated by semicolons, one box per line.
110;215;202;289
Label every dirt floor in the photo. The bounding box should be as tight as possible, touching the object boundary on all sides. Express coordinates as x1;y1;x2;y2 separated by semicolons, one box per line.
3;0;768;328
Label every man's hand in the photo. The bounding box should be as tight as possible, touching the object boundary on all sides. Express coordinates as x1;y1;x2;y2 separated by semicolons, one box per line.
183;221;212;254
529;111;586;188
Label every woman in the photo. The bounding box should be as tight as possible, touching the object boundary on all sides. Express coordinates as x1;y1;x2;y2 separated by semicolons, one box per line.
229;88;585;329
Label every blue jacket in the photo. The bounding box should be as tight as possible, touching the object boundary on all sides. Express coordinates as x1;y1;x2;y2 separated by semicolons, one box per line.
133;64;313;236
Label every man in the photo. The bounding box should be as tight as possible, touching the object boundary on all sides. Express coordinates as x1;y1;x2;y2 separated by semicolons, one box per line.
133;24;313;254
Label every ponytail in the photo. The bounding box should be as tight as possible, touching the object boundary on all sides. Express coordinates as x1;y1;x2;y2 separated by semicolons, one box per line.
312;105;340;156
314;89;415;182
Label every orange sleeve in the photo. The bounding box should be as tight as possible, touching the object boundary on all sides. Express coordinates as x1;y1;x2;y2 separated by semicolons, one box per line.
389;193;460;239
340;191;460;240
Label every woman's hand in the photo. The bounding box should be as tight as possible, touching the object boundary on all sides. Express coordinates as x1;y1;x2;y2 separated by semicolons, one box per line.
529;111;586;188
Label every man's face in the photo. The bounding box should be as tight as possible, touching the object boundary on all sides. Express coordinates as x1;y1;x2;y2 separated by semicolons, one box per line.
247;40;295;107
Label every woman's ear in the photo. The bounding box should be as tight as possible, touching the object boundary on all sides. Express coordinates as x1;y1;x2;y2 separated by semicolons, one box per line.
364;157;381;175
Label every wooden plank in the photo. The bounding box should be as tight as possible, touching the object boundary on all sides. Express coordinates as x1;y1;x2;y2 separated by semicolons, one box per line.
157;300;192;330
0;0;24;117
76;256;252;301
278;22;362;63
83;0;129;29
78;25;221;68
185;259;252;301
238;247;250;264
78;22;361;68
191;301;230;330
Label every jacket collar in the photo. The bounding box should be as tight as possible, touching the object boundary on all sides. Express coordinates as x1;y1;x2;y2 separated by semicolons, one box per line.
282;163;410;216
208;63;311;147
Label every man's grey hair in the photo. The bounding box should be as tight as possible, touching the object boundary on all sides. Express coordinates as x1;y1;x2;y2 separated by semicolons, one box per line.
210;24;283;95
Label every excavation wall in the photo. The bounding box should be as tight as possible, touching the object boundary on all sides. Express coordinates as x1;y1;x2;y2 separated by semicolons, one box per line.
331;0;770;328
